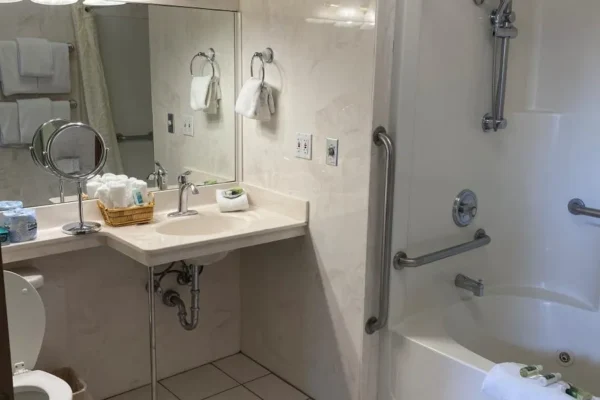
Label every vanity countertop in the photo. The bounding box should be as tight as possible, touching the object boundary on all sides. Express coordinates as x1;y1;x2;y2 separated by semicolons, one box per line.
2;183;308;266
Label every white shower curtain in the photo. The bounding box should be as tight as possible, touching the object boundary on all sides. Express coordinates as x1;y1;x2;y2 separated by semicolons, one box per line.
71;4;124;174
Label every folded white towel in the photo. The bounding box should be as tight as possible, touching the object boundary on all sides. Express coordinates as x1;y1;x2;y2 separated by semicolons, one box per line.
204;77;222;115
109;182;128;208
85;181;103;199
482;363;572;400
235;78;262;119
96;184;113;208
256;84;275;121
216;189;250;213
17;98;52;144
51;100;71;121
38;43;71;94
235;78;275;121
0;41;38;96
190;75;213;111
0;103;20;146
16;38;54;78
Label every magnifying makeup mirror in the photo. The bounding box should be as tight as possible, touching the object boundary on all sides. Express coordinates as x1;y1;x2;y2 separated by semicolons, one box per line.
31;120;108;235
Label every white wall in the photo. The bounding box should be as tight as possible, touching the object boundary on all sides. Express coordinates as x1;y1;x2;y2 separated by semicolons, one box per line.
149;6;236;184
388;0;600;324
237;1;381;399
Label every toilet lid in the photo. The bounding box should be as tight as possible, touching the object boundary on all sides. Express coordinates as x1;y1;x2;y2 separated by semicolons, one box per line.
4;271;45;373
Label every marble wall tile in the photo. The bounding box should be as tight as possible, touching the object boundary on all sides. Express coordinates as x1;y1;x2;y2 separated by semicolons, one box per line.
148;6;237;184
24;247;240;400
238;1;379;399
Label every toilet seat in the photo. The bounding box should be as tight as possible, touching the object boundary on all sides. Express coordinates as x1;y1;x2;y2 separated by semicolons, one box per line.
13;370;72;400
4;271;72;400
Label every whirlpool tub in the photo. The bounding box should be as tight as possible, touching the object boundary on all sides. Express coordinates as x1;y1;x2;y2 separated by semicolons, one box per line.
381;294;599;400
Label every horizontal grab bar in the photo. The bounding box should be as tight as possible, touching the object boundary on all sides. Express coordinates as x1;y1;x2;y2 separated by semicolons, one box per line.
568;198;600;218
393;229;491;270
117;131;154;143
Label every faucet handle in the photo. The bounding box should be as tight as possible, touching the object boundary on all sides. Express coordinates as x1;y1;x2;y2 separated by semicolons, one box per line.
178;170;192;184
155;161;167;175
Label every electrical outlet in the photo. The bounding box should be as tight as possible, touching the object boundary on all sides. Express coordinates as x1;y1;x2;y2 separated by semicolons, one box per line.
326;138;339;166
295;133;312;160
182;114;194;137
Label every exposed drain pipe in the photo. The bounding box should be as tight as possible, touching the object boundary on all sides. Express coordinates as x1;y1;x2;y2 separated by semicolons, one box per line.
162;264;201;331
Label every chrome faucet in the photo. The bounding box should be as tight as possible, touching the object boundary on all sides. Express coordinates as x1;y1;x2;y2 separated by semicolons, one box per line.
168;171;199;218
147;161;168;190
455;274;484;297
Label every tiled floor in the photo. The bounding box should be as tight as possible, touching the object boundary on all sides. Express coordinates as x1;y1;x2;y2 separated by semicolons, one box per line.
108;353;312;400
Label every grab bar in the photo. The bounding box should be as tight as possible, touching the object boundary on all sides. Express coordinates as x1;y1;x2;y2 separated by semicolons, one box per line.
117;131;153;143
394;229;491;270
568;198;600;218
365;126;395;335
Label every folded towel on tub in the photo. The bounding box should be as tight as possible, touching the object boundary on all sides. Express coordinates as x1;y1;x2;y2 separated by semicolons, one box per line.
482;363;572;400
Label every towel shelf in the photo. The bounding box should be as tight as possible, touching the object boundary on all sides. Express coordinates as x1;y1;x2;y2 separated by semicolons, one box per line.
117;131;153;143
394;229;491;269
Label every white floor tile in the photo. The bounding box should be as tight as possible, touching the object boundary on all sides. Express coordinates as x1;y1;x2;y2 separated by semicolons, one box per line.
245;375;307;400
205;386;261;400
160;364;238;400
213;354;269;384
108;384;177;400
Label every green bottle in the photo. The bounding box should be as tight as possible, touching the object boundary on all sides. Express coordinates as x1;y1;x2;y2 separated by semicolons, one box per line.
520;365;543;377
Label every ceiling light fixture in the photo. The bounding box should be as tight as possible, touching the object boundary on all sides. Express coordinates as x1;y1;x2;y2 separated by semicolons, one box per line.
83;0;126;5
30;0;78;5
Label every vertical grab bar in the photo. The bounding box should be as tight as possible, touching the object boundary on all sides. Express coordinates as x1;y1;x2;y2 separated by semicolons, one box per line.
365;126;395;335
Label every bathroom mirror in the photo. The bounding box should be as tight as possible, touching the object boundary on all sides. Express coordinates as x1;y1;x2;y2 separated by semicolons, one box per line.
0;2;237;207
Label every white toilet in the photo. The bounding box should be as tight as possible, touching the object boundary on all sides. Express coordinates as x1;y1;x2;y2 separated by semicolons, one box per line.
5;271;73;400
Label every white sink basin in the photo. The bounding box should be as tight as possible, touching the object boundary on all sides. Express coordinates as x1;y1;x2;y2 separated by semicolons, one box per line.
156;214;248;236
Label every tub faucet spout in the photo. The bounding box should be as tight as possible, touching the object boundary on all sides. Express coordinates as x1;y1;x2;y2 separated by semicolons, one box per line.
455;274;484;297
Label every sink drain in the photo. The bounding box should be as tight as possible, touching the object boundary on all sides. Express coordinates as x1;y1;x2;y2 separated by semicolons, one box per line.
557;350;574;367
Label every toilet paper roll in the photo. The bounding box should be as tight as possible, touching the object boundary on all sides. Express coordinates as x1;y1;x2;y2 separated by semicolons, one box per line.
5;208;37;243
85;181;103;199
0;201;23;228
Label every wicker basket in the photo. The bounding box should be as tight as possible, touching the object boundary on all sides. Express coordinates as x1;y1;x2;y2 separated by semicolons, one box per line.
97;194;154;227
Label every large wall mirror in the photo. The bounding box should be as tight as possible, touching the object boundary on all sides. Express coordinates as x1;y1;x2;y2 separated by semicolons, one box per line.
0;1;237;207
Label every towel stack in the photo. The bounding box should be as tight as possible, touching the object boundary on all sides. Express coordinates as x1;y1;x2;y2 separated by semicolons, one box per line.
216;187;249;213
235;77;275;121
86;173;150;209
190;76;222;114
0;98;71;146
0;38;71;96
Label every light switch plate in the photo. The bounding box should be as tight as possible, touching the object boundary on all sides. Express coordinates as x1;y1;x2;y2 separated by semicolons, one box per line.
182;114;194;137
326;138;339;166
295;133;312;160
167;113;174;134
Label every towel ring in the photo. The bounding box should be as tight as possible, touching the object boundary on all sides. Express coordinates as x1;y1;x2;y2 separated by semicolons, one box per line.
250;47;274;83
190;48;216;78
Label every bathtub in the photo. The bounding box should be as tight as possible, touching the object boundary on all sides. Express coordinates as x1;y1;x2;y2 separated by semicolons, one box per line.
380;294;599;400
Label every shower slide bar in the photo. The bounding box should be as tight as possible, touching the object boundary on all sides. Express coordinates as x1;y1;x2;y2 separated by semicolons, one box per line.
394;229;491;270
365;126;395;335
568;198;600;219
